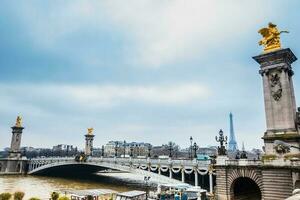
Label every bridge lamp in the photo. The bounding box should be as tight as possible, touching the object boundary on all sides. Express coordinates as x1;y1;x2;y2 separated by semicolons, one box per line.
144;176;151;200
148;145;152;158
123;140;126;158
130;145;134;157
168;142;173;158
193;142;199;158
115;142;119;157
190;136;193;160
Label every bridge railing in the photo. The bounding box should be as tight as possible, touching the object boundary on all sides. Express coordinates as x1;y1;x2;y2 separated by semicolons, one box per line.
225;159;262;166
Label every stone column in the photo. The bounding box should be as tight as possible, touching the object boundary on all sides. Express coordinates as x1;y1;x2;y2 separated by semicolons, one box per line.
209;171;213;194
85;134;95;156
169;168;173;179
194;170;198;187
9;118;24;158
253;48;300;155
158;167;161;175
181;168;185;183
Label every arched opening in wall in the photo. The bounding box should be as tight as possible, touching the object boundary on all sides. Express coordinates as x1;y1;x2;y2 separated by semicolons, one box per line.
231;177;262;200
0;163;2;172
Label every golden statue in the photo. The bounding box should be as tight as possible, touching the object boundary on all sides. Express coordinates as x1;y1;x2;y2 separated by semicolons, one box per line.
258;22;288;52
15;116;22;127
87;128;94;135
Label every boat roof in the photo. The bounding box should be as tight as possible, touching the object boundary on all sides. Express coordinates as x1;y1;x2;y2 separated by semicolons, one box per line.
64;189;117;196
116;190;146;197
159;183;191;189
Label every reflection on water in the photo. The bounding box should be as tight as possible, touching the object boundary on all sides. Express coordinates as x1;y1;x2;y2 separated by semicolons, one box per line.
0;175;132;200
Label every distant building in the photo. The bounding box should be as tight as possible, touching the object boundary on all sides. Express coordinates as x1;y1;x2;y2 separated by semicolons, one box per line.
228;112;238;151
104;141;151;157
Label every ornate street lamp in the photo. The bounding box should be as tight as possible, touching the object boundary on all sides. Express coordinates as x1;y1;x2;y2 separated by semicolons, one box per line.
168;142;173;158
190;136;193;160
193;142;198;158
144;176;151;200
130;145;134;157
101;145;104;157
215;129;228;156
123;140;126;158
148;145;152;158
114;142;119;157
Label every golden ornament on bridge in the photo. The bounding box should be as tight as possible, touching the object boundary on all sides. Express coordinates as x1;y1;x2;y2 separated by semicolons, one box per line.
15;116;22;127
258;22;289;52
87;128;94;135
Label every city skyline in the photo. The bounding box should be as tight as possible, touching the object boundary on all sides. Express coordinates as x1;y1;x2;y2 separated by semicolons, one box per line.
1;1;300;150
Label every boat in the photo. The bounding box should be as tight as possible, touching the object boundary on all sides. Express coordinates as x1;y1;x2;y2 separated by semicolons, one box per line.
151;184;207;200
115;190;147;200
62;189;117;200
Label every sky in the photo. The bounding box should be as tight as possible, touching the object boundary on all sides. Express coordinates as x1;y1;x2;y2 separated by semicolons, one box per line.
0;1;300;150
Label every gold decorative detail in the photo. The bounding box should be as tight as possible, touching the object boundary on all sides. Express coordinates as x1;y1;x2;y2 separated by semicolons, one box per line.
258;22;288;52
15;116;22;127
87;128;94;135
208;164;215;174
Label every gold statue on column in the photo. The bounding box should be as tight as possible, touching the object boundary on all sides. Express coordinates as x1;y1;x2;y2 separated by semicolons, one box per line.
87;128;94;135
15;116;22;127
258;22;289;52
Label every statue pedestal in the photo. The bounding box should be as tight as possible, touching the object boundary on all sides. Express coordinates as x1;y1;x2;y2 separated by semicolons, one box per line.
253;48;300;156
216;156;229;166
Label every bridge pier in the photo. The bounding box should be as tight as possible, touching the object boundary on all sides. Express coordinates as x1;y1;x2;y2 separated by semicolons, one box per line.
169;169;172;179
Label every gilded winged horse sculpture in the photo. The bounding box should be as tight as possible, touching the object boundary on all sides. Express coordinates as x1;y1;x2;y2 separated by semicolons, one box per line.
258;22;289;52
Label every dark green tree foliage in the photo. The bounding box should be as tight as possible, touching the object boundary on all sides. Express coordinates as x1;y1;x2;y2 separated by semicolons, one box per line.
0;193;12;200
13;192;25;200
51;192;59;200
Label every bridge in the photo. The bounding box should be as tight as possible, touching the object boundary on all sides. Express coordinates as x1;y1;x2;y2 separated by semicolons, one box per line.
26;157;215;192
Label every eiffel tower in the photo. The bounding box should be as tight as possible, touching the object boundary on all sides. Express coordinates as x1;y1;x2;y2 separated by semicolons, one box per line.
228;112;238;151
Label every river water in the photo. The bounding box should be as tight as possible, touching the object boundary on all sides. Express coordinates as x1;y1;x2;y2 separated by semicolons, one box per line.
0;173;146;200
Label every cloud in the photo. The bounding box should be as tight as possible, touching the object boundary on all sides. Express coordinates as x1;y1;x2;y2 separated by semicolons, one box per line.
0;83;211;112
9;1;282;67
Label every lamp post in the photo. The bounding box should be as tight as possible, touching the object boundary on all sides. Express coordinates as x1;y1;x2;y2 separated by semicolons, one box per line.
215;129;227;156
123;140;126;158
168;142;173;158
101;145;104;157
148;145;152;158
190;136;193;160
193;142;198;159
114;142;119;157
130;145;134;157
144;176;151;200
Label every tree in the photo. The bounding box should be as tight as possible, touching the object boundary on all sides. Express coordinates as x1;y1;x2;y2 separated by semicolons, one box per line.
13;192;25;200
28;198;40;200
0;193;12;200
51;192;59;200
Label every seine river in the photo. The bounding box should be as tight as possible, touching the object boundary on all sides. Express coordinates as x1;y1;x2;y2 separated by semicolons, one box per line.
0;173;146;200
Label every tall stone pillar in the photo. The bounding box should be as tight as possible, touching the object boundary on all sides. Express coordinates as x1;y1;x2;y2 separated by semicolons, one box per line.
253;48;300;155
9;116;24;158
85;128;95;156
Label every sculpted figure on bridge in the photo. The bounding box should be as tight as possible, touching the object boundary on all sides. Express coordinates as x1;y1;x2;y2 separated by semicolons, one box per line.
258;22;288;52
87;128;94;135
15;116;22;127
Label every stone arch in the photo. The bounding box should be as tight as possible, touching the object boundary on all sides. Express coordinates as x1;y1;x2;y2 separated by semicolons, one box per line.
228;169;263;199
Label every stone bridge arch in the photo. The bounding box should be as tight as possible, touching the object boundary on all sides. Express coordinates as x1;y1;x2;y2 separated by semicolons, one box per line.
228;168;263;200
28;160;185;185
216;166;264;200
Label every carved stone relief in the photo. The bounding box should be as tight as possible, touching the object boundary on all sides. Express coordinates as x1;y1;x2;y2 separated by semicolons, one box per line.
269;72;282;101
